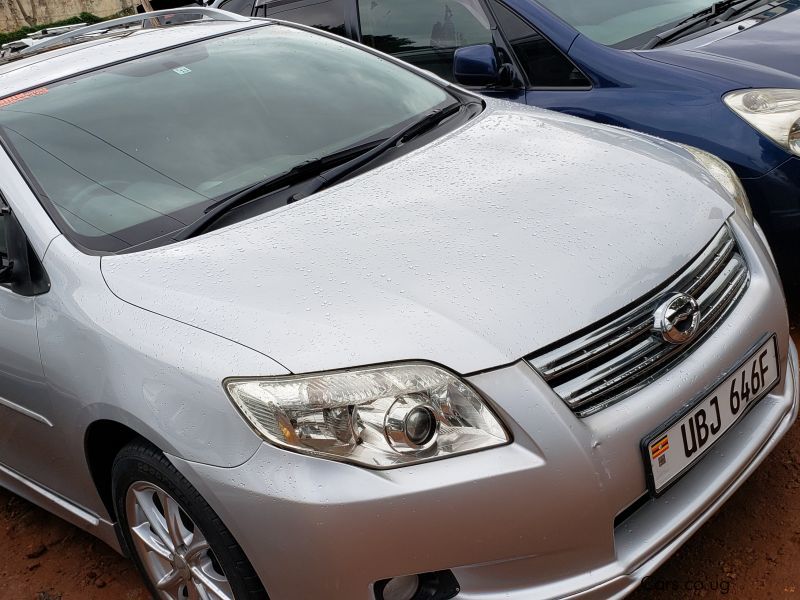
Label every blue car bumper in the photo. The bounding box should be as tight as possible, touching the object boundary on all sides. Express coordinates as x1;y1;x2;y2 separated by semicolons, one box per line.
744;156;800;307
745;156;800;234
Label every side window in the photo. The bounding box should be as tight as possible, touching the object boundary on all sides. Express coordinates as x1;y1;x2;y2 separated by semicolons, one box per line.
261;0;347;36
217;0;255;15
357;0;493;82
489;0;590;88
0;207;8;271
138;0;206;10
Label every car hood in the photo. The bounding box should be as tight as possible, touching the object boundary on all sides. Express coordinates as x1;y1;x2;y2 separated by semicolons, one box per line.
641;2;800;86
101;102;733;375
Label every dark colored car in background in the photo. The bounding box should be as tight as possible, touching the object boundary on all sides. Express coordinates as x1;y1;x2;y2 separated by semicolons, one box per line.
225;0;800;300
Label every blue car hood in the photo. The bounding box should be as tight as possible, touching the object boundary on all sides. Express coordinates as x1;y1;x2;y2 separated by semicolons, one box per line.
639;1;800;87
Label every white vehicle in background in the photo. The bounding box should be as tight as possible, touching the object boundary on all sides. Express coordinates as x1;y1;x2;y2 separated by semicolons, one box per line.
0;0;242;60
0;23;88;57
0;0;245;61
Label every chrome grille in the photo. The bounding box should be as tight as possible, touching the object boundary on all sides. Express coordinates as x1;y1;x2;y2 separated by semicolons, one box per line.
528;225;749;416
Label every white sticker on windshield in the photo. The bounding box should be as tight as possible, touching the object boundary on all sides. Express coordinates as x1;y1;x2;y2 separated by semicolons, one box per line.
173;66;192;75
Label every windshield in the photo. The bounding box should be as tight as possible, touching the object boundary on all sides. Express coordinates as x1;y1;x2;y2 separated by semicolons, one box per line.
537;0;751;47
0;24;451;252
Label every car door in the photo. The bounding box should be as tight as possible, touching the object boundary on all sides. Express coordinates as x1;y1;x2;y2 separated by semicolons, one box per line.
0;198;53;484
355;0;495;80
355;0;518;92
353;0;591;104
215;0;256;15
484;1;593;106
255;0;519;100
256;0;352;37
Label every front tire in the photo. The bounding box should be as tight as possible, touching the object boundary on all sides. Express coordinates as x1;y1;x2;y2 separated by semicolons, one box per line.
112;440;268;600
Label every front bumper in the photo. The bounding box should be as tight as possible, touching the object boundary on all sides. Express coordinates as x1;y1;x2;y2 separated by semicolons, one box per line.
169;222;798;600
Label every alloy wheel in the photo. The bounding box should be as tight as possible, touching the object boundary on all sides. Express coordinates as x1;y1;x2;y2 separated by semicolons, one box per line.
125;481;234;600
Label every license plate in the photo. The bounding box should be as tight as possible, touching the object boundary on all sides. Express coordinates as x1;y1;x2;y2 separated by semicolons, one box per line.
642;335;779;495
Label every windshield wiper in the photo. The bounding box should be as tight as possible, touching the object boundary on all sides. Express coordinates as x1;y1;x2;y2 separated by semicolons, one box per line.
174;101;466;240
289;100;467;201
716;0;768;20
641;0;765;49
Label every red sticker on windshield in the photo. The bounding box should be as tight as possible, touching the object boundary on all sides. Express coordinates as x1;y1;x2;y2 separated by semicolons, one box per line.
0;87;48;109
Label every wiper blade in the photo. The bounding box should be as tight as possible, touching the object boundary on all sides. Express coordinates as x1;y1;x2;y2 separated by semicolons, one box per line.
641;0;760;49
175;101;466;240
173;140;385;241
717;0;768;20
290;101;466;202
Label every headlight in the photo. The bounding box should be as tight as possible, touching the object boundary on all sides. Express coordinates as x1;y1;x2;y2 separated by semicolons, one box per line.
724;88;800;156
680;144;753;223
225;363;509;468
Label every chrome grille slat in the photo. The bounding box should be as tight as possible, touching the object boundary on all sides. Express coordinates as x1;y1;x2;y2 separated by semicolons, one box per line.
529;225;750;415
537;316;652;380
697;259;748;328
684;237;735;297
562;344;681;410
554;337;663;405
535;227;734;381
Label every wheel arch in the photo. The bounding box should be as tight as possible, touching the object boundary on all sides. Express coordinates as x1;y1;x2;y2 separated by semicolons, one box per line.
84;419;146;521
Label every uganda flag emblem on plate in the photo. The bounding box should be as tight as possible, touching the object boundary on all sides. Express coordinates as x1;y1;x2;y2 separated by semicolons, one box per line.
650;435;669;466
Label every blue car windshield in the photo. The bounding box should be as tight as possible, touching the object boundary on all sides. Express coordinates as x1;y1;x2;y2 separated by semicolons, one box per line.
0;24;450;252
537;0;759;47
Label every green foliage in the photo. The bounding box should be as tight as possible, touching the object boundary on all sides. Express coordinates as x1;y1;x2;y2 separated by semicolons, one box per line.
0;12;109;47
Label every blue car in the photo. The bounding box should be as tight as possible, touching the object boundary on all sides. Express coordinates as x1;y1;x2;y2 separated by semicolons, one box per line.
224;0;800;288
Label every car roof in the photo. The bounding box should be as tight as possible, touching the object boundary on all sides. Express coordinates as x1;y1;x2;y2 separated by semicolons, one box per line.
0;16;265;99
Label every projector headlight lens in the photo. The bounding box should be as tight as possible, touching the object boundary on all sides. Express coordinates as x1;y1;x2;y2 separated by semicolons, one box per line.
226;363;509;468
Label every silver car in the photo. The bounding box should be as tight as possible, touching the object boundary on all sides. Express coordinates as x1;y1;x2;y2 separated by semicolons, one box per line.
0;8;795;600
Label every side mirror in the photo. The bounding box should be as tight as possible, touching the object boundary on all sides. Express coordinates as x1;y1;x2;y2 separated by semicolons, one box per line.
453;44;501;87
0;206;16;284
0;204;49;296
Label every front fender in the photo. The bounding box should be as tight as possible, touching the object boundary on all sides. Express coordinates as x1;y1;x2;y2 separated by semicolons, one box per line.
35;236;286;515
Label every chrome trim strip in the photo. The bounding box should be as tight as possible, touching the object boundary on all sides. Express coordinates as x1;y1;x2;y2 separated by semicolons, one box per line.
697;260;748;327
534;227;733;381
0;395;53;427
0;463;99;526
685;236;735;297
537;316;652;381
559;266;749;409
557;338;663;407
529;225;750;414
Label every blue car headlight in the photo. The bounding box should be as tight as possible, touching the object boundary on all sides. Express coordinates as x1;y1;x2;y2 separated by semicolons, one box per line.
724;89;800;157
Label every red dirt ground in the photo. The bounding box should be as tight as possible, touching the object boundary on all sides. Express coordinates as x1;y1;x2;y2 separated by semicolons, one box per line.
2;332;800;600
